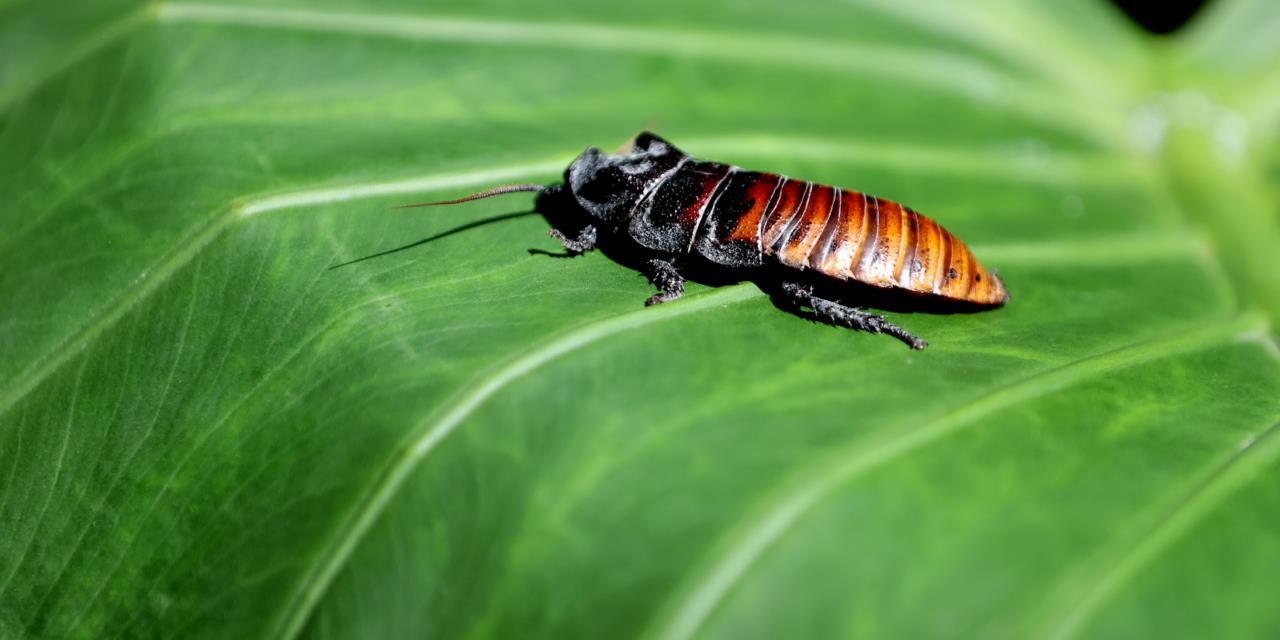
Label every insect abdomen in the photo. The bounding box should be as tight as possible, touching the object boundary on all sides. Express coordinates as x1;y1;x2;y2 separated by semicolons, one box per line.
694;169;1007;305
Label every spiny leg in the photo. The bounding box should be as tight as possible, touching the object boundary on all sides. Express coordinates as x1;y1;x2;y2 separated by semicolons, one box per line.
548;224;598;255
781;282;927;350
644;258;685;306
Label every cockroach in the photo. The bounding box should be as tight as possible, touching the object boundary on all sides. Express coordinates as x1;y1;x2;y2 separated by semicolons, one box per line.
400;132;1008;349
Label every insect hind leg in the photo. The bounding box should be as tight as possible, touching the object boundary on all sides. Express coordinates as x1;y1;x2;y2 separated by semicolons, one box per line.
780;282;927;350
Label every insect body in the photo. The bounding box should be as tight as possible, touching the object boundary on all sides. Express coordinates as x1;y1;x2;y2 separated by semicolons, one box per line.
403;132;1008;349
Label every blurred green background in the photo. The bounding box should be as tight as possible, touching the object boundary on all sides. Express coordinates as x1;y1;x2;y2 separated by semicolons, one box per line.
1;0;1278;638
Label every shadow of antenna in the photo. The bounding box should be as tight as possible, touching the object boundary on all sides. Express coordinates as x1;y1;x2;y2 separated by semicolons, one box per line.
328;210;540;270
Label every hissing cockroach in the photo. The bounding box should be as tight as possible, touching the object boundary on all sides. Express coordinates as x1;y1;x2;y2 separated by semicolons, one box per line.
400;132;1008;349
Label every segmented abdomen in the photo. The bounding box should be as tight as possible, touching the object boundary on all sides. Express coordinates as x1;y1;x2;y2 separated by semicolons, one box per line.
695;169;1008;305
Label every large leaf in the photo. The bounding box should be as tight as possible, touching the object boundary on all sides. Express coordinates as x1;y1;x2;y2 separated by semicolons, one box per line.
2;0;1279;637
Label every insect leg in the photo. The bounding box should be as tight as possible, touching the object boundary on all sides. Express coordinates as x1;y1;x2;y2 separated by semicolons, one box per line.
780;282;927;350
644;259;685;306
548;225;598;255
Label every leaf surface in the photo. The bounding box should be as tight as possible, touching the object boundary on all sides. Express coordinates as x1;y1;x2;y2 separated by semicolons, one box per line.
1;1;1278;638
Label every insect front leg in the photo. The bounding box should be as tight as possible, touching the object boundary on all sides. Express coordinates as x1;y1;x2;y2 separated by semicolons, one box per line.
549;225;598;255
643;258;685;306
780;282;927;350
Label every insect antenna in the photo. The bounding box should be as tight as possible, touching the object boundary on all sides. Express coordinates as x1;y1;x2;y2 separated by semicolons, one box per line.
393;183;546;209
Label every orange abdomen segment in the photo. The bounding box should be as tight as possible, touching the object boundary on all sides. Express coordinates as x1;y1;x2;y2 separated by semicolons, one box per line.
761;179;808;250
722;172;783;245
764;185;1008;305
776;185;835;267
858;197;907;286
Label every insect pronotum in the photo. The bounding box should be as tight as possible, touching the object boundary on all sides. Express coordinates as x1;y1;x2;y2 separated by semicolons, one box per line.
399;132;1009;349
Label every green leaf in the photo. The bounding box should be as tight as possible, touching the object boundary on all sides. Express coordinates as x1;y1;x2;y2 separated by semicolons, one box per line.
2;0;1278;638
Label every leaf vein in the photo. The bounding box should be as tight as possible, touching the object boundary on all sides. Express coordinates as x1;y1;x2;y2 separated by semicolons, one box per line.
153;2;1119;144
59;258;205;632
1038;416;1280;639
0;160;566;420
270;284;762;640
0;6;151;112
647;311;1271;640
0;357;87;601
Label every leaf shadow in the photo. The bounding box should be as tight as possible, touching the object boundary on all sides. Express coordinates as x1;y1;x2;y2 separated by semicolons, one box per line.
328;210;541;270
